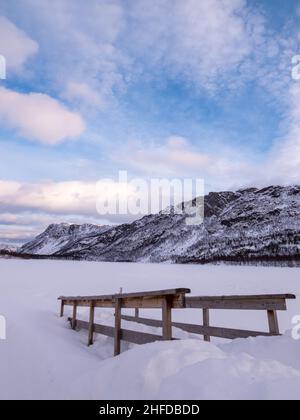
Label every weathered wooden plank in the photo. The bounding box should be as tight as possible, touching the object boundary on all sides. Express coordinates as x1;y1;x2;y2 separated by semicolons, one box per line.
162;296;172;340
94;323;115;338
59;288;191;302
61;295;114;301
121;315;162;328
114;288;191;299
69;318;165;345
63;298;113;308
121;329;165;345
114;298;122;356
185;297;287;311
117;295;184;309
88;303;95;346
177;324;277;340
120;315;278;340
68;318;114;337
62;294;186;309
267;310;280;335
186;294;295;301
203;309;210;342
61;295;294;311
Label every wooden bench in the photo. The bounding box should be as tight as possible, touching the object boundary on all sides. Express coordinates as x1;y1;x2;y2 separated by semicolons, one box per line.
58;288;190;356
58;290;296;356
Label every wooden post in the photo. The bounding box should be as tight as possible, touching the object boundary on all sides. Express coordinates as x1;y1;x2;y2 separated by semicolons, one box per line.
114;298;122;356
162;296;172;340
60;300;65;318
203;309;210;342
88;303;95;346
135;308;139;318
267;310;279;335
72;303;77;330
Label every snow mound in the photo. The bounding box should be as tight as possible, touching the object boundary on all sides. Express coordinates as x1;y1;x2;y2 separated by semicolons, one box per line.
75;335;300;400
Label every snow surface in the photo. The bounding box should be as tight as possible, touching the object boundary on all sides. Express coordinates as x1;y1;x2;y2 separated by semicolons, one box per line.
0;259;299;400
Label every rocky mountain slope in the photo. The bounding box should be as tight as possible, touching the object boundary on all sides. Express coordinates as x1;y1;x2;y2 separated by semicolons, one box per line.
19;186;300;265
19;223;111;255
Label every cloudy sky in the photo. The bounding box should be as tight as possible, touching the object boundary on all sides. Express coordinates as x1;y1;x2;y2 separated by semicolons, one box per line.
0;0;300;245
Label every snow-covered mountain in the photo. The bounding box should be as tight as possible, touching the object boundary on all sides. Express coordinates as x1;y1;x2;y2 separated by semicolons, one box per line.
19;186;300;265
19;223;111;255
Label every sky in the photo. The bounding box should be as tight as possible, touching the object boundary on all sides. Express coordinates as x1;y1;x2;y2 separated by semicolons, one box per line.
0;0;300;245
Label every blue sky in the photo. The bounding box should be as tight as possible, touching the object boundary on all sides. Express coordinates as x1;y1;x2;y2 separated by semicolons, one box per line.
0;0;300;244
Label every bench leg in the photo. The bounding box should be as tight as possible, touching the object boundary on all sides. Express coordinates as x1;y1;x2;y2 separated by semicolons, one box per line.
203;309;211;342
114;298;122;356
88;304;95;346
72;303;77;330
60;300;65;318
162;297;172;340
267;310;279;335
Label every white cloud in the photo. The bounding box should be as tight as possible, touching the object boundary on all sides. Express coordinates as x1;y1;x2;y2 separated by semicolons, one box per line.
0;180;96;215
0;0;273;104
0;178;141;242
0;225;38;243
266;85;300;185
0;179;136;217
126;0;266;91
113;125;300;191
0;16;38;72
0;86;85;145
64;81;107;109
112;136;257;190
0;0;292;113
8;0;128;106
0;212;106;228
0;211;111;245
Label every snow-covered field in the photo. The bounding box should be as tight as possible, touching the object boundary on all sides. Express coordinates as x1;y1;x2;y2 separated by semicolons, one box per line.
0;259;300;400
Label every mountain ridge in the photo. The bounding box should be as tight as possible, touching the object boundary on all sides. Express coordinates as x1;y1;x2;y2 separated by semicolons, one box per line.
19;185;300;266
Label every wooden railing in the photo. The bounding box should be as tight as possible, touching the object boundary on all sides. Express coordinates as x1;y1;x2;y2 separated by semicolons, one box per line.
59;288;190;356
58;290;296;356
123;294;296;342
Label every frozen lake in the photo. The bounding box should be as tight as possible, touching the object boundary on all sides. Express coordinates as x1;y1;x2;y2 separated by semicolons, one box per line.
0;260;299;399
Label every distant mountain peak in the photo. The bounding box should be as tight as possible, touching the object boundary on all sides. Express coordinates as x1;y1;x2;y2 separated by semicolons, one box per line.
20;223;111;255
